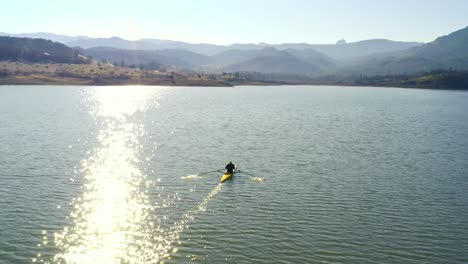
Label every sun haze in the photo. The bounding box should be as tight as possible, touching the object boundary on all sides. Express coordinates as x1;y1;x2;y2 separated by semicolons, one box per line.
2;0;468;44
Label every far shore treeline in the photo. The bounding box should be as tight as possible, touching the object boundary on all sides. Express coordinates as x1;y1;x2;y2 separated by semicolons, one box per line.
1;25;468;89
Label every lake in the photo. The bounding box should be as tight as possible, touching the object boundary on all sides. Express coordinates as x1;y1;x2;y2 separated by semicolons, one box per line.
0;85;467;264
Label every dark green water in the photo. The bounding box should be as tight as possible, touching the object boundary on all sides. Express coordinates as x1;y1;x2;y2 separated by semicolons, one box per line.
0;85;467;264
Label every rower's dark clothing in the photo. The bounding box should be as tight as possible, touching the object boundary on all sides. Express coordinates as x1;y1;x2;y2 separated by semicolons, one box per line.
225;163;235;173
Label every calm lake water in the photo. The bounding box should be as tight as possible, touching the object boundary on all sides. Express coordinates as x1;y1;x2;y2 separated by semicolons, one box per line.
0;85;467;264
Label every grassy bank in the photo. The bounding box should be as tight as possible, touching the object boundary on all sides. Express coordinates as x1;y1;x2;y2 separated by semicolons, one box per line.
0;61;236;86
2;61;467;89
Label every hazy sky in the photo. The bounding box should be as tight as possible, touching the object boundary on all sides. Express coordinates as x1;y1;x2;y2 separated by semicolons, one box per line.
2;0;468;44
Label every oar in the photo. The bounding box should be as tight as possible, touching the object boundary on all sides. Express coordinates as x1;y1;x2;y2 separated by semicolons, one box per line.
237;170;265;182
237;170;257;177
197;169;224;176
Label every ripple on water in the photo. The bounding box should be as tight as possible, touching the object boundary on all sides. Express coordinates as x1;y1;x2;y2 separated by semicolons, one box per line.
1;86;468;264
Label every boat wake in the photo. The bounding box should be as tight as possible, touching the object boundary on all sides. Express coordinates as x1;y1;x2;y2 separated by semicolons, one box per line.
156;183;223;261
250;176;265;183
181;174;205;180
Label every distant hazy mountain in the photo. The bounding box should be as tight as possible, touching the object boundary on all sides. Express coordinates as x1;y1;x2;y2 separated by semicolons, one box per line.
68;37;227;55
341;26;468;74
81;46;335;73
0;36;89;64
284;48;336;70
407;26;468;69
1;32;424;59
213;47;336;73
224;40;422;60
211;49;267;66
307;39;423;60
227;42;270;51
223;47;324;74
81;47;191;69
153;49;212;66
67;37;159;50
0;32;89;44
141;39;226;56
3;26;467;76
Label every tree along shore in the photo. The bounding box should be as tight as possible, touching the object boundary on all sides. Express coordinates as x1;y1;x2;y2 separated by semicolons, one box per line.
1;61;467;90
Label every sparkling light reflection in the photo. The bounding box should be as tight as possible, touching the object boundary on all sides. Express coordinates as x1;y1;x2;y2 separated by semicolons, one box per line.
53;87;162;263
41;86;225;264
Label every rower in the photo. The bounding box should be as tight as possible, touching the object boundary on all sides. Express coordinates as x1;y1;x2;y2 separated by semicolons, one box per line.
225;161;236;174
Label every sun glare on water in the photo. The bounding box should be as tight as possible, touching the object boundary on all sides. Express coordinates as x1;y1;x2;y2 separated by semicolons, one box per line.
52;86;166;263
32;86;225;264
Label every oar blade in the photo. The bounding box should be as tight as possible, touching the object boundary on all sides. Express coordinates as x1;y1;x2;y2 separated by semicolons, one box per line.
197;169;224;176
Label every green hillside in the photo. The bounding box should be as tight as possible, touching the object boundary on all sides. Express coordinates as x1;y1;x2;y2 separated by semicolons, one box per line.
0;36;90;64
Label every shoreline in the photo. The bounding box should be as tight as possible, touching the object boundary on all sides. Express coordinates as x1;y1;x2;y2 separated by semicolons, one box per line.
1;75;467;91
2;76;466;91
0;74;292;87
1;62;467;90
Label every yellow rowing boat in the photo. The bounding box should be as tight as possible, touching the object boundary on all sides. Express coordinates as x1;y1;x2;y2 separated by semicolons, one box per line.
220;166;237;183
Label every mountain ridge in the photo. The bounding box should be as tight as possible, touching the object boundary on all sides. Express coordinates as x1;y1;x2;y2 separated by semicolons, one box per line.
340;26;468;74
2;26;467;76
0;32;423;59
